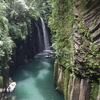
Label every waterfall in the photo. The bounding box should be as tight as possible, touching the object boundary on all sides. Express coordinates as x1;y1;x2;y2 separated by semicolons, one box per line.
35;23;43;52
40;17;50;50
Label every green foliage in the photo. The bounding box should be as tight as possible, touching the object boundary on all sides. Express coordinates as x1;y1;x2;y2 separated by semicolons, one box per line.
83;42;100;76
9;21;28;40
28;0;52;22
48;0;74;69
90;80;99;100
0;0;52;75
0;76;3;88
78;20;100;77
0;0;31;73
0;1;15;72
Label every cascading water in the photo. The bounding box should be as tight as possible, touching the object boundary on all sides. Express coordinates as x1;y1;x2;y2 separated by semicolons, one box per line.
35;23;43;52
40;17;50;50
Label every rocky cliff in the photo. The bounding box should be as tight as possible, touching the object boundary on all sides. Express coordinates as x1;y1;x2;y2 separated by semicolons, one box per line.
54;0;100;100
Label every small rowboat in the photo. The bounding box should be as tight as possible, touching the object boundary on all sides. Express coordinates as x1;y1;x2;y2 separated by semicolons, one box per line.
6;82;16;92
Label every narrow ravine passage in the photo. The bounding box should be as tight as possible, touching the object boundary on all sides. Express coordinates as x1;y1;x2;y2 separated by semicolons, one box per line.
5;51;64;100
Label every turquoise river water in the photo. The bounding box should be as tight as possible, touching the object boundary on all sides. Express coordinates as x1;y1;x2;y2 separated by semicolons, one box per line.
5;51;64;100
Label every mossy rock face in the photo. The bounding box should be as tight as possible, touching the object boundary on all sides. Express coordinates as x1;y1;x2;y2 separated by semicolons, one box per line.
0;76;3;88
90;81;99;100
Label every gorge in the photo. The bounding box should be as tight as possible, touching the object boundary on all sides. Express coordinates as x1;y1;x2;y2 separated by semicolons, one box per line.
0;0;100;100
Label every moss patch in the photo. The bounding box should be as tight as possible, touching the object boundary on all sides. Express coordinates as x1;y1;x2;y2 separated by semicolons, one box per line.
90;81;99;100
0;76;3;88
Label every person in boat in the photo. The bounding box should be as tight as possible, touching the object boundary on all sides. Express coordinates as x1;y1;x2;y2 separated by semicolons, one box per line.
6;82;16;92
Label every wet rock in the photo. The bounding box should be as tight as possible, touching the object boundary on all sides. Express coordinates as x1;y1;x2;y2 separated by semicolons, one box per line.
70;76;80;100
54;60;64;94
97;84;100;100
79;79;91;100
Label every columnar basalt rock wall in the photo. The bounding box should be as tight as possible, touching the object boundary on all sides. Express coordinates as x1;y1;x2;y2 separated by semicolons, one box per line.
54;61;91;100
54;0;100;100
73;0;100;78
54;60;65;94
